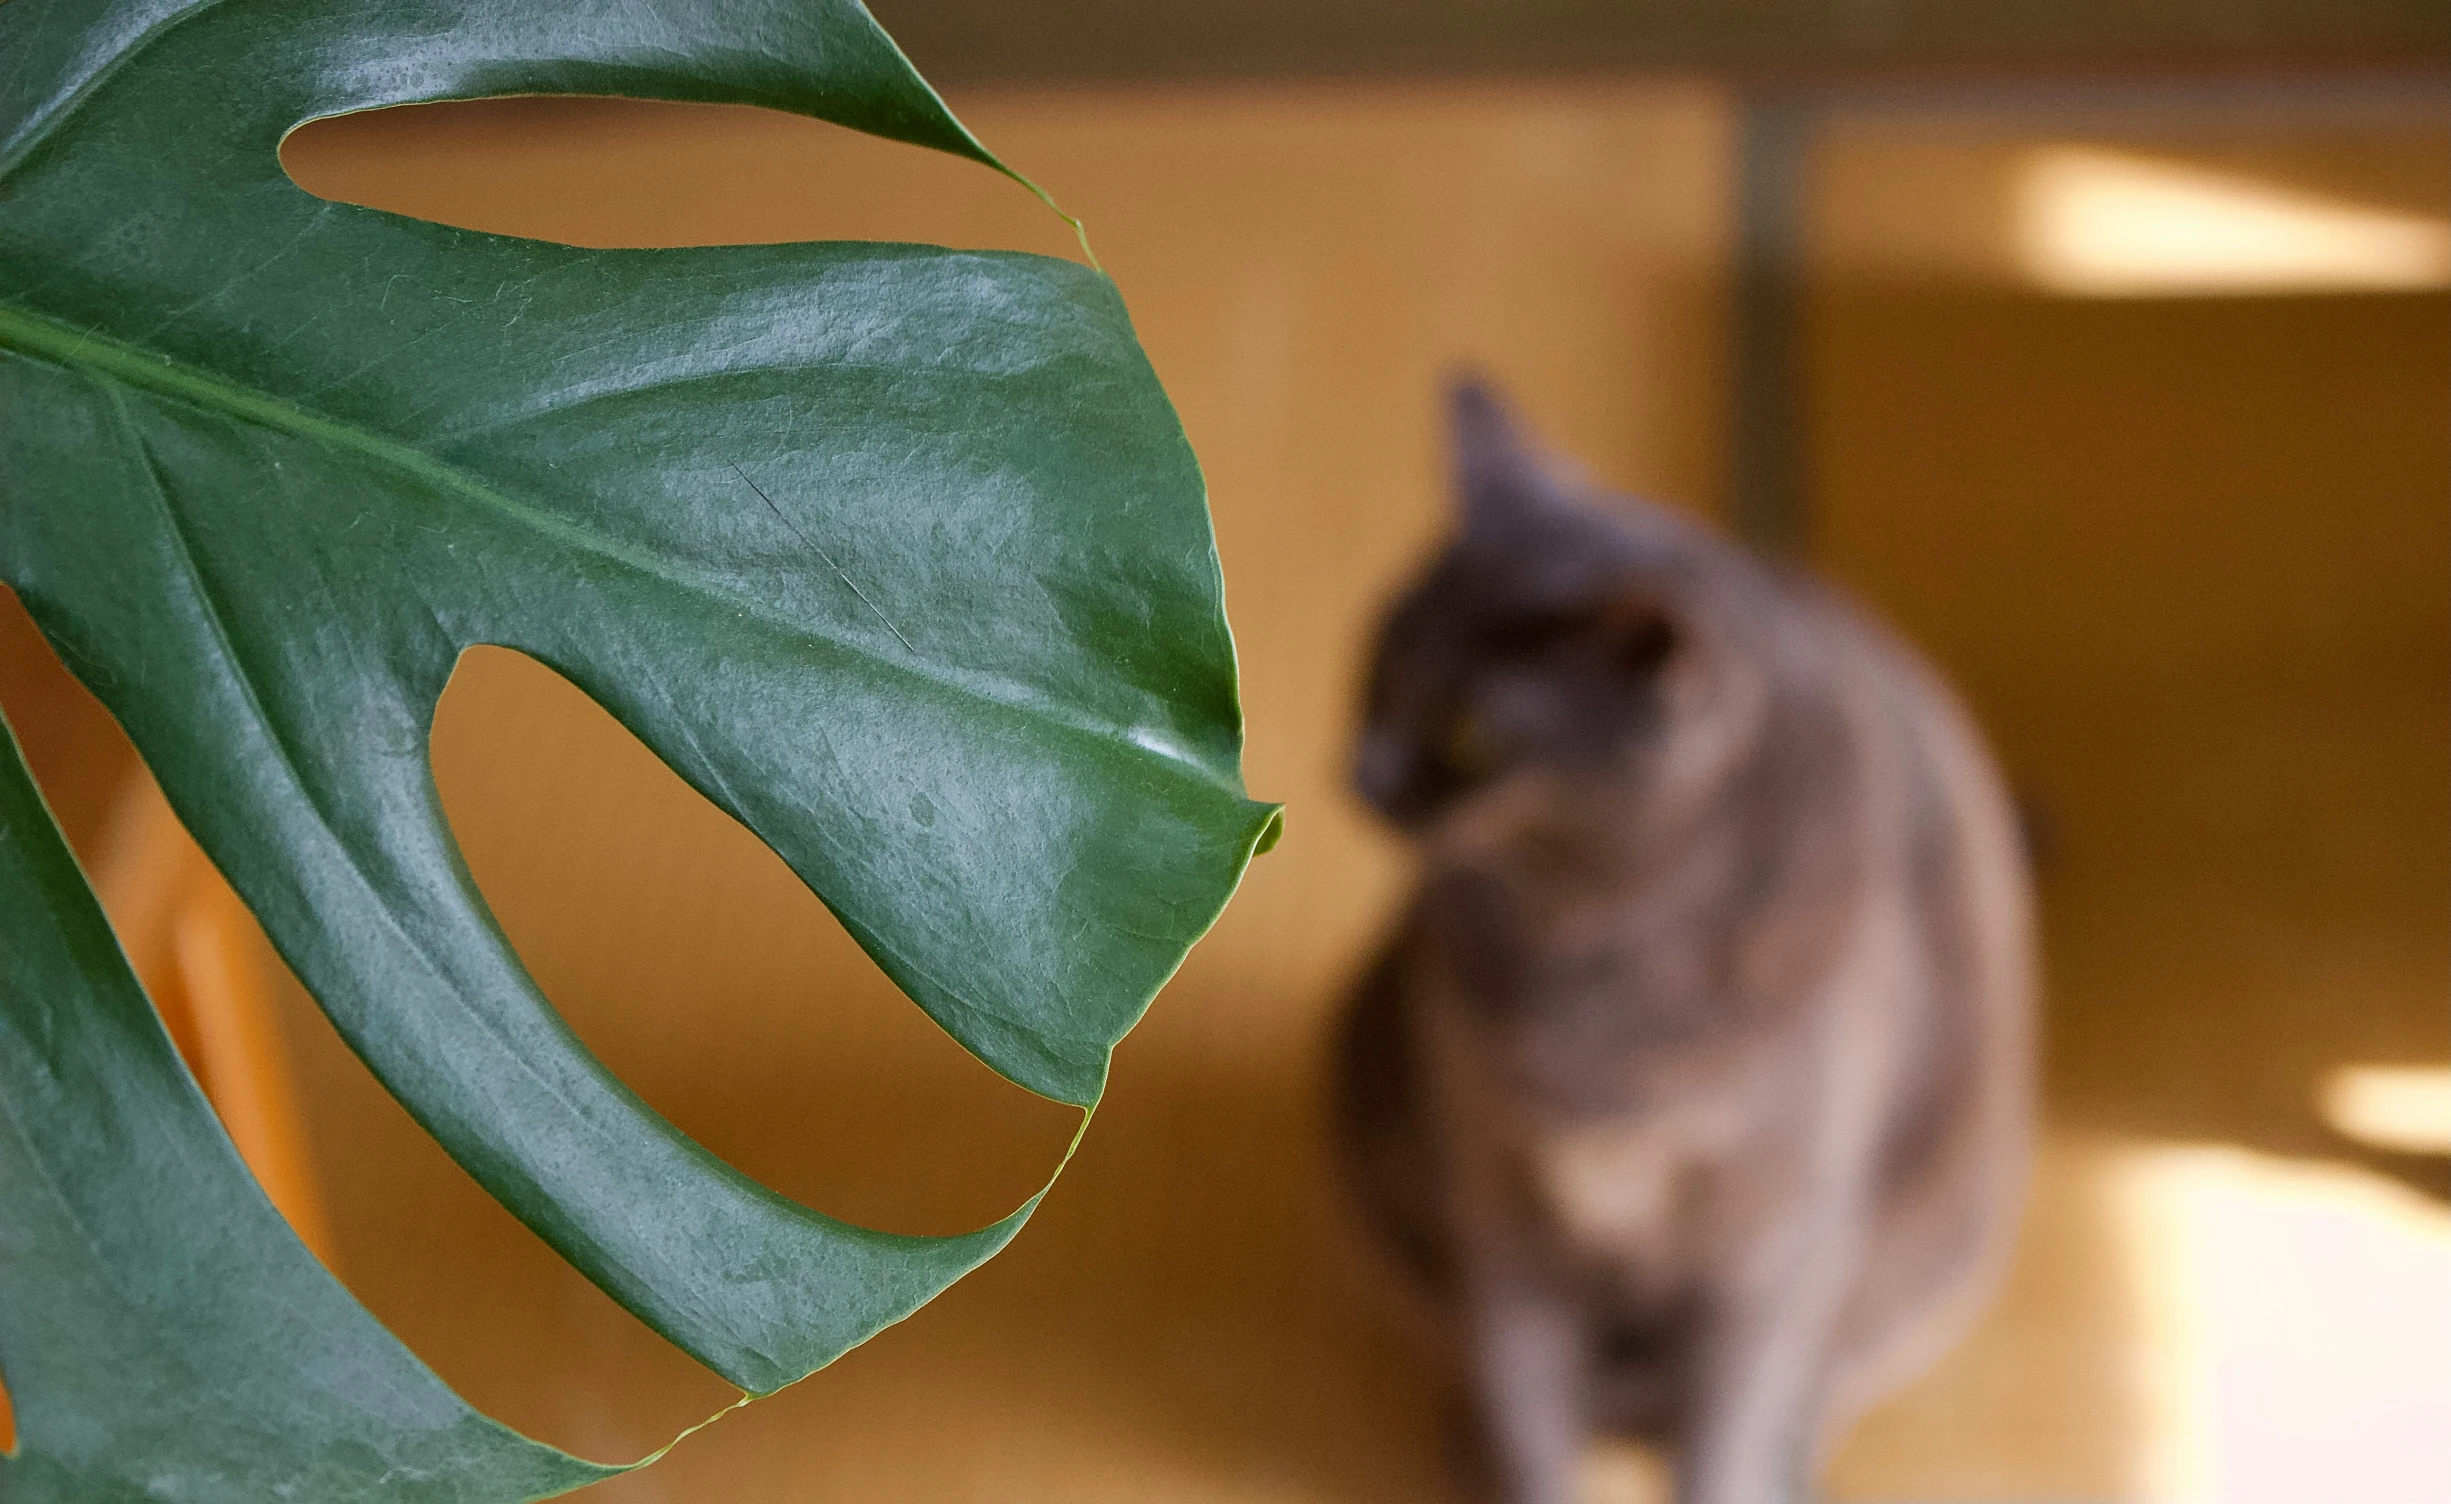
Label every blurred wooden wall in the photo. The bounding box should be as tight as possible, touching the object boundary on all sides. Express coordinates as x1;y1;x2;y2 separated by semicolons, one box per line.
1813;281;2451;1162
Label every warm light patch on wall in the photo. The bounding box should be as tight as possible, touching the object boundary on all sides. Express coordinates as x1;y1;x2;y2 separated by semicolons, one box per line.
2016;146;2451;297
2113;1146;2451;1504
2322;1064;2451;1156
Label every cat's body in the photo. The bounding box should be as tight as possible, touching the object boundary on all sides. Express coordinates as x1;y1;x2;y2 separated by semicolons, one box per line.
1335;384;2033;1504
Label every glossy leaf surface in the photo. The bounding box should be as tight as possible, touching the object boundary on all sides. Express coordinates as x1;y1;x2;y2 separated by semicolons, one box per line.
0;0;1275;1495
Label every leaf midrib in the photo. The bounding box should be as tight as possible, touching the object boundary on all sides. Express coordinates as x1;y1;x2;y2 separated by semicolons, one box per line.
0;298;1237;793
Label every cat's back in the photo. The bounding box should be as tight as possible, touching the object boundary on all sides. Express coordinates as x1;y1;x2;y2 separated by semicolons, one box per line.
1781;577;2035;1414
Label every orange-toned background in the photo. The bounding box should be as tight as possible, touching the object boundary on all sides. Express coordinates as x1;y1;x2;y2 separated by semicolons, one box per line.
3;82;2442;1501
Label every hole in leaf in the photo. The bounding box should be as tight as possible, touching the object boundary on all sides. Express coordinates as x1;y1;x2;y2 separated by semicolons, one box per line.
429;646;1081;1236
2;591;331;1255
0;592;361;1442
396;645;1081;1454
258;936;738;1458
280;96;1083;256
94;781;341;1265
5;597;775;1459
0;587;137;861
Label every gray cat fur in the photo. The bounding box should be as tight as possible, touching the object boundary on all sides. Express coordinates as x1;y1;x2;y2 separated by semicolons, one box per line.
1335;381;2035;1504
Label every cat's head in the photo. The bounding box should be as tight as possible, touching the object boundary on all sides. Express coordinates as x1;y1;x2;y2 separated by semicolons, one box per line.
1354;379;1776;836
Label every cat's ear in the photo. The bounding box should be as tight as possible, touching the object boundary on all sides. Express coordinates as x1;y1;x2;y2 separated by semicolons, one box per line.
1449;375;1552;535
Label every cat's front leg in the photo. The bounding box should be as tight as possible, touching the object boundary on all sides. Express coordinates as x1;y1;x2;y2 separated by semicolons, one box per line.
1674;1195;1866;1504
1458;1272;1590;1504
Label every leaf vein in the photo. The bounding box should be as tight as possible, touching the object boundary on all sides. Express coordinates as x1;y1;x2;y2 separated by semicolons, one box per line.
0;300;1234;794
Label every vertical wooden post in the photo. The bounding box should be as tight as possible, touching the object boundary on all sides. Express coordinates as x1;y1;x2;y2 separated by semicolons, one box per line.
1730;91;1817;559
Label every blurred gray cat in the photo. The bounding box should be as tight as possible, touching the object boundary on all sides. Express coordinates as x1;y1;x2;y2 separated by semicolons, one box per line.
1334;382;2034;1504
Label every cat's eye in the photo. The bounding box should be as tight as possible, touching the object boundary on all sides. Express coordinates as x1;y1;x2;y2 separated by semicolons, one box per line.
1614;610;1677;675
1437;703;1508;782
1485;608;1598;656
1487;600;1677;678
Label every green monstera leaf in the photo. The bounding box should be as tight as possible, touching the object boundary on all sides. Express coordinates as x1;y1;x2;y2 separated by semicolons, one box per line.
0;0;1278;1496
